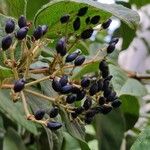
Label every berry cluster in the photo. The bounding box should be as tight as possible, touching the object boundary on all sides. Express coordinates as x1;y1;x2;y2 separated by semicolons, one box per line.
0;6;121;131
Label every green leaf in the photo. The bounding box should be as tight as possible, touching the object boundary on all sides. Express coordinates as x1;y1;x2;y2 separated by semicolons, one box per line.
3;128;26;150
109;64;147;97
34;0;139;38
120;95;139;130
131;126;150;150
95;109;125;150
129;0;150;8
0;90;38;135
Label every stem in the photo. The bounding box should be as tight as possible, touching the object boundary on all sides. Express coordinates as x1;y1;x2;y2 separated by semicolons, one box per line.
2;51;7;63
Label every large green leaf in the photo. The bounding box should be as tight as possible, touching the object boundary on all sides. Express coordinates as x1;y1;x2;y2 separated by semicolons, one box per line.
34;0;139;38
131;126;150;150
0;90;38;135
3;128;26;150
129;0;150;8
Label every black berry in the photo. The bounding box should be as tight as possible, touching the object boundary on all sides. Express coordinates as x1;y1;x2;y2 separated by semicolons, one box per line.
66;94;77;104
5;19;15;33
102;70;109;78
47;121;62;130
111;99;121;108
61;85;73;94
99;97;106;105
33;26;43;40
41;25;48;35
107;43;116;54
74;55;85;66
84;116;93;124
77;7;88;16
97;79;103;92
74;106;84;114
60;14;70;23
109;38;119;45
85;17;90;25
16;27;28;40
100;105;112;114
49;107;59;118
104;75;113;81
83;96;92;110
34;109;45;120
90;15;100;24
102;19;112;29
89;82;98;96
65;52;79;62
73;17;80;31
81;29;94;39
1;35;12;50
13;79;25;93
59;75;68;86
52;79;62;92
18;15;27;28
99;60;108;72
81;77;90;88
102;80;110;91
76;90;86;101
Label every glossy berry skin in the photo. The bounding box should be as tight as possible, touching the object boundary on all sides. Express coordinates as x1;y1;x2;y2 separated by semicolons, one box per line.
49;107;59;118
59;75;68;86
97;79;103;92
60;14;70;23
66;94;77;104
65;52;79;62
83;97;92;110
100;105;112;114
16;27;28;40
1;35;12;50
102;19;112;29
107;91;117;102
103;88;112;98
109;38;119;45
41;25;48;35
85;109;97;118
77;7;88;16
13;79;25;93
107;43;116;54
76;90;86;101
34;109;45;120
52;79;62;92
74;55;85;66
47;121;62;130
18;15;27;28
90;15;100;24
111;99;121;108
81;29;93;39
85;17;90;25
102;80;110;91
61;85;73;94
5;19;15;33
89;83;98;96
73;17;80;31
74;107;84;115
99;97;106;105
33;26;43;40
56;37;67;56
102;70;109;78
81;77;90;88
99;60;108;72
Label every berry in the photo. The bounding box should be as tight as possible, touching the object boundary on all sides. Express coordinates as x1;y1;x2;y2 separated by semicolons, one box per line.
76;90;86;101
83;96;92;110
13;79;25;93
65;52;79;62
90;15;100;24
71;112;78;118
81;77;90;88
73;17;80;31
18;15;27;28
85;109;97;118
41;25;48;35
107;43;116;54
61;85;73;94
77;6;88;16
99;97;106;105
102;80;110;91
107;91;117;102
74;55;85;66
81;29;93;39
66;94;77;104
16;27;28;40
85;17;90;25
47;121;62;130
1;35;12;50
60;14;70;23
59;75;68;86
103;88;112;98
102;19;112;29
109;38;119;45
111;99;121;108
49;107;59;118
34;109;45;120
104;75;113;81
84;116;93;124
89;82;98;96
99;60;108;72
71;87;81;94
56;37;67;56
5;19;15;33
74;106;84;114
102;69;109;78
33;26;43;40
99;105;112;114
97;79;103;92
52;79;62;92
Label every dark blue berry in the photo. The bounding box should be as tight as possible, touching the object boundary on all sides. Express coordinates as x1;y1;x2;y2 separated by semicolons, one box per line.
61;85;73;94
33;26;43;40
99;60;108;72
74;55;85;66
13;79;25;93
49;107;59;118
99;97;106;105
102;80;110;91
18;15;27;28
111;99;121;108
81;28;93;39
59;75;68;86
109;38;119;45
34;109;45;120
52;79;62;92
65;52;79;62
97;79;103;92
90;15;100;24
1;35;12;50
89;82;98;96
77;7;88;16
5;19;15;33
81;77;90;88
84;116;93;124
102;70;109;78
60;14;70;23
83;96;92;110
66;94;77;104
107;43;116;54
102;19;112;29
85;109;98;118
41;25;48;35
47;121;62;130
107;91;117;102
16;27;28;40
73;17;80;31
71;87;81;94
100;105;112;114
103;88;112;98
85;17;90;25
74;106;84;114
76;90;86;101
